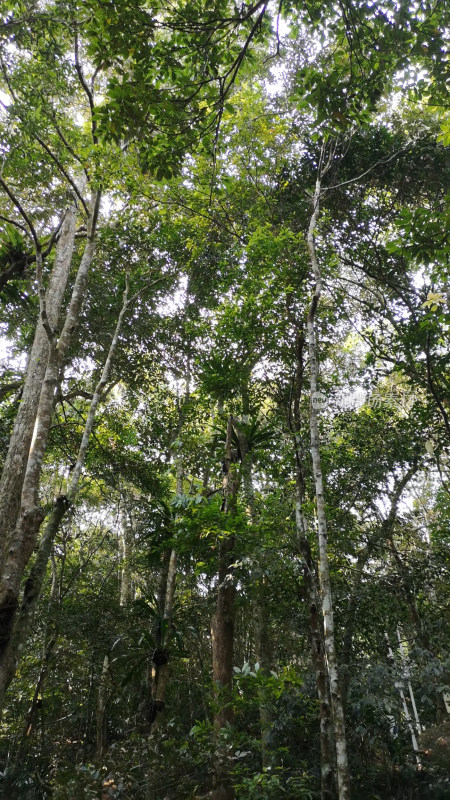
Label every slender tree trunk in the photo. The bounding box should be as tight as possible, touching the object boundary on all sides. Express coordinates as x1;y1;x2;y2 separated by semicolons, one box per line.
0;496;69;709
145;426;187;800
293;443;334;799
211;416;239;800
148;418;185;729
96;654;110;759
253;581;273;768
146;373;191;738
149;544;178;730
288;322;334;798
295;484;334;797
211;573;235;720
306;170;350;800
119;504;134;607
211;540;235;800
7;551;61;787
234;418;273;769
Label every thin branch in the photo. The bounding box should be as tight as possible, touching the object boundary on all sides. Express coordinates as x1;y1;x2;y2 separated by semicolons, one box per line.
323;145;410;192
0;52;89;210
222;6;267;99
0;214;29;235
0;176;40;248
46;107;86;172
0;380;23;400
74;30;97;144
264;0;282;63
32;132;89;215
35;248;53;343
42;215;65;257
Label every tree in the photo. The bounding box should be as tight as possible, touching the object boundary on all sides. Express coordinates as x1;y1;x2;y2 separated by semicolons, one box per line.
0;0;271;716
0;2;449;798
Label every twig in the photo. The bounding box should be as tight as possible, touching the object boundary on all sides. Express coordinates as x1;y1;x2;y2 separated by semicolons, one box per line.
0;176;40;248
74;30;97;144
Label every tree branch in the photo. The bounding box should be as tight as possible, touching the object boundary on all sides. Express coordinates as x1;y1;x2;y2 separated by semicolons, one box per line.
74;30;97;144
0;177;40;248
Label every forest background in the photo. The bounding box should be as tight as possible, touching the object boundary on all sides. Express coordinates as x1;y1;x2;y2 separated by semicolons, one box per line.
0;1;449;799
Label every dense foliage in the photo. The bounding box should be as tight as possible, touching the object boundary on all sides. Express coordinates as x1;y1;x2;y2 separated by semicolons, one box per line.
0;1;448;798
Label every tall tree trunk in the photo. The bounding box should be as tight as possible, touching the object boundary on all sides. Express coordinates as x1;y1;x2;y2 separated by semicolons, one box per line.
211;416;239;800
7;550;61;787
0;496;69;711
0;256;143;713
288;322;334;798
306;165;350;800
234;418;273;769
144;422;187;800
253;581;273;768
150;546;177;724
119;503;134;607
148;400;187;729
0;203;77;571
96;654;110;759
0;190;100;680
295;470;335;799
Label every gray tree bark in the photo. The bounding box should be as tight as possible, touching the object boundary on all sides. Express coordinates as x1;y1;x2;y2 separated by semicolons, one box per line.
0;224;150;718
119;504;134;607
211;416;239;800
0;203;77;573
233;417;273;769
0;193;100;671
288;311;334;798
306;164;350;800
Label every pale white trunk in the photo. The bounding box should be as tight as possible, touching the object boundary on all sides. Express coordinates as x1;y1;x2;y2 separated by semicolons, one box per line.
307;176;350;800
20;230;98;513
0;226;98;634
211;416;238;800
0;496;68;710
149;427;185;731
163;455;183;630
67;270;129;499
397;626;422;735
154;458;183;709
385;632;421;764
119;507;133;607
0;192;101;709
0;204;77;569
294;478;334;799
0;270;130;709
